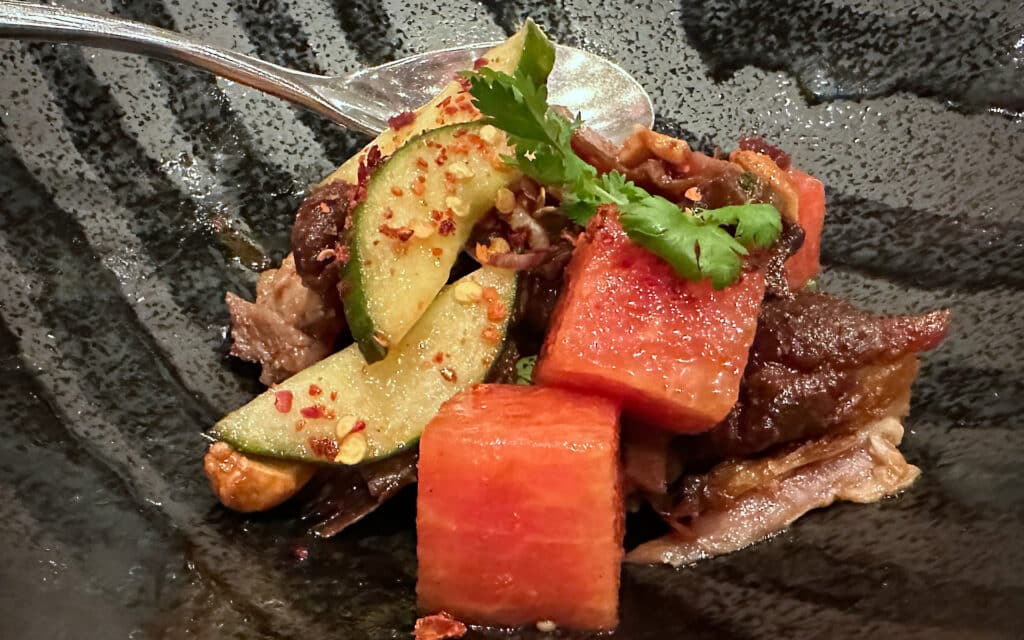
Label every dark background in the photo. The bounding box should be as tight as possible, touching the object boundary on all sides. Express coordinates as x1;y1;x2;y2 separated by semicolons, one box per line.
1;1;1022;638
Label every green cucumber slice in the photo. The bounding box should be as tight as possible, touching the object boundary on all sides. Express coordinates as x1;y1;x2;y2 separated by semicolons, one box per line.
342;121;519;361
211;267;516;464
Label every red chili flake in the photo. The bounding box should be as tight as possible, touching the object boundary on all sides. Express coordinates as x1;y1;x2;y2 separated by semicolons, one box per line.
308;384;322;397
350;419;367;434
335;244;350;265
379;224;415;242
414;612;467;640
416;157;429;170
444;104;459;115
387;110;416;130
274;390;293;413
455;74;472;92
452;128;469;138
481;286;499;303
300;405;324;419
487;301;507;322
295;419;306;432
426;140;442;149
438;95;453;109
481;326;500;344
357;145;385;189
439;367;458;383
434;148;448;166
473;57;488;70
329;391;338;401
291;545;309;562
318;202;330;213
430;209;443;221
431;247;443;257
437;218;456;236
391;186;404;196
433;352;444;364
307;436;339;459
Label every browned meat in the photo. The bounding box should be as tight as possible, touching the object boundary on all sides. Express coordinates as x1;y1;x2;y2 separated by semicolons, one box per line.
571;127;748;208
686;291;949;465
738;135;791;170
627;418;919;566
290;180;361;295
751;291;951;372
291;146;385;296
226;254;344;385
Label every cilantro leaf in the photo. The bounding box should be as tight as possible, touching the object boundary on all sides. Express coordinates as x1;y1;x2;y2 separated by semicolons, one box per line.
698;203;782;249
463;27;782;288
517;19;556;88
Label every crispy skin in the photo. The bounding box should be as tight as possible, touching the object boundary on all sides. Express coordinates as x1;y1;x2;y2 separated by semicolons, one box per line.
687;292;950;465
628;418;919;566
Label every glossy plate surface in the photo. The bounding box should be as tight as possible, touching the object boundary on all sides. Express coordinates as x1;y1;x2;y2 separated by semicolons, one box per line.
0;1;1021;638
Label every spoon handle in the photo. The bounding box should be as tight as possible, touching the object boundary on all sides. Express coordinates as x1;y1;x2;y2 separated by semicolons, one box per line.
0;2;388;135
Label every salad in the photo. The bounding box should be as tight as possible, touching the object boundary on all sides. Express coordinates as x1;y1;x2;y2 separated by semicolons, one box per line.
202;21;949;635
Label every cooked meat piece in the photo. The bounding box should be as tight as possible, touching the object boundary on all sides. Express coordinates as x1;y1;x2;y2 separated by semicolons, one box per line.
686;291;949;465
622;423;681;495
571;127;748;209
751;291;950;373
729;149;800;224
737;135;791;170
203;441;315;512
692;355;918;467
226;254;344;385
290;180;361;295
626;418;919;566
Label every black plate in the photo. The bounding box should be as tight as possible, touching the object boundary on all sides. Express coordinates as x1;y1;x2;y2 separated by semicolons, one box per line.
1;1;1022;638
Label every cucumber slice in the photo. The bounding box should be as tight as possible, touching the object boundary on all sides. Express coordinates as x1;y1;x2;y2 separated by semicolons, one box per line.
210;267;517;465
342;122;519;361
318;19;551;188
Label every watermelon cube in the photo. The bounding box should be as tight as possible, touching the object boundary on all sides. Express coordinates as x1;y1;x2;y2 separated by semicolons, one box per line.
534;209;765;433
785;169;826;289
416;384;623;630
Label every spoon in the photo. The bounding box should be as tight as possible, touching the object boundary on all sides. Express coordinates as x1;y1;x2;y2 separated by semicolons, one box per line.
0;2;653;143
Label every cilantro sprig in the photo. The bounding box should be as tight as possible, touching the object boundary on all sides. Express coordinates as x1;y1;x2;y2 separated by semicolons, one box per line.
463;32;781;288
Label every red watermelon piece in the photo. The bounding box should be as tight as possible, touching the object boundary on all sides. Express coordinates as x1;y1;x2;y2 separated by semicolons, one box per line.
534;209;765;433
785;169;826;289
416;384;623;631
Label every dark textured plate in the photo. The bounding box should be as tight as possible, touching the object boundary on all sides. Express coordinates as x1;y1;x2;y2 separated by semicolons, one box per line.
1;1;1022;638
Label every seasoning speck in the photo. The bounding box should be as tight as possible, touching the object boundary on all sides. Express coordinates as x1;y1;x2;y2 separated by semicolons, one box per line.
274;390;293;413
300;405;323;419
334;431;368;465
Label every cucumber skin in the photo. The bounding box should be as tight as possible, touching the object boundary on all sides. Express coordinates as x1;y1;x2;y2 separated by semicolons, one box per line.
341;121;493;363
212;268;519;466
340;23;553;363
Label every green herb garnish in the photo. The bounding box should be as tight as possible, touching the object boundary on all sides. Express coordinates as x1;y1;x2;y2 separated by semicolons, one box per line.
514;355;538;385
463;33;782;288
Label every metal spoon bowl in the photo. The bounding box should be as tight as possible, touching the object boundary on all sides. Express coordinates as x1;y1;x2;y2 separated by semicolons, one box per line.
0;2;653;143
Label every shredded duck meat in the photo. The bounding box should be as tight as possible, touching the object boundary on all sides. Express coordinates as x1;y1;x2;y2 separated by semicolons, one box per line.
225;254;344;385
627;418;919;566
